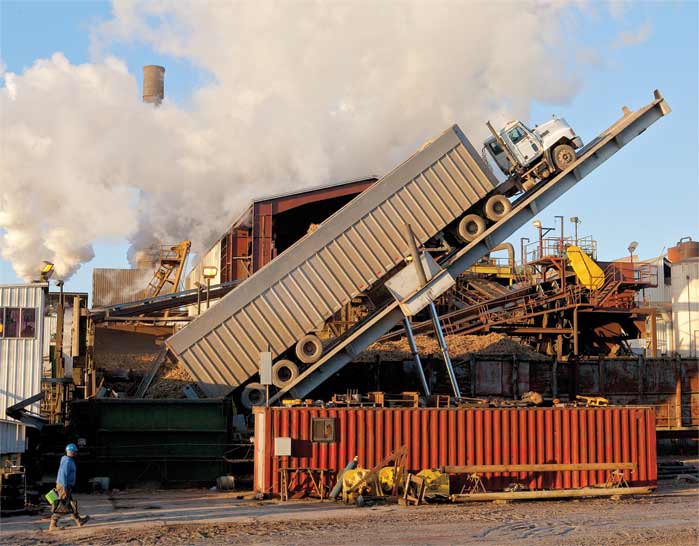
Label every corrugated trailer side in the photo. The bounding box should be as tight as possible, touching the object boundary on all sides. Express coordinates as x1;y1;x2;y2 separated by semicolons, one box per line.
254;406;657;495
168;125;498;396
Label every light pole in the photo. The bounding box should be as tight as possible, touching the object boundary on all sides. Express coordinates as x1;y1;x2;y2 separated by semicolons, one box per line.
194;282;203;315
628;241;638;263
202;266;218;310
55;279;65;379
570;217;581;246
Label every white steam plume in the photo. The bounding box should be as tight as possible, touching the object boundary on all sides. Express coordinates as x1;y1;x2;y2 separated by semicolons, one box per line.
2;1;597;281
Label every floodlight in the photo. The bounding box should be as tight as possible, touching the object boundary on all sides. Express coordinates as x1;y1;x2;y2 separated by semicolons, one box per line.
202;266;218;279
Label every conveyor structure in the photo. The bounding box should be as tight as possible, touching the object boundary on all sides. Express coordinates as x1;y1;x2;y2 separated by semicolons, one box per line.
167;91;670;402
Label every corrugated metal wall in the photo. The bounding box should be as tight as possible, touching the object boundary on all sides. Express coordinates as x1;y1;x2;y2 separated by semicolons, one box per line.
92;268;151;307
0;284;46;454
254;406;657;495
169;125;498;396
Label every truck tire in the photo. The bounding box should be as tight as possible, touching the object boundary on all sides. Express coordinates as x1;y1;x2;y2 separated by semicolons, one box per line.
295;334;323;364
484;195;512;222
552;143;575;172
241;382;266;409
272;360;299;387
457;214;487;242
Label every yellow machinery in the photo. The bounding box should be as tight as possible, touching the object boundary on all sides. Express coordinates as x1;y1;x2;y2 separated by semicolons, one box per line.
341;467;370;503
416;469;450;498
566;245;605;290
576;395;609;407
342;466;449;502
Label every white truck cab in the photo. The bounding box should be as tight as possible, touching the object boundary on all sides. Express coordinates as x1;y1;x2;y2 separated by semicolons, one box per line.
484;117;583;187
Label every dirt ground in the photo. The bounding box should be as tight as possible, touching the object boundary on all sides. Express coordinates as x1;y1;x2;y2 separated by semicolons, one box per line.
2;480;697;546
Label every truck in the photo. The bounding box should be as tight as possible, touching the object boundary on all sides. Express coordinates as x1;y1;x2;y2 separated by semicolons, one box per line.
483;117;583;189
166;90;670;404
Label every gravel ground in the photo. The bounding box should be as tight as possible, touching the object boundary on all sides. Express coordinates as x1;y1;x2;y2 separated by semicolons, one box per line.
2;481;697;546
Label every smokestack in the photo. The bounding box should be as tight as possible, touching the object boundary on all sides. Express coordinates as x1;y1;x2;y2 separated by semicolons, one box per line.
143;65;165;106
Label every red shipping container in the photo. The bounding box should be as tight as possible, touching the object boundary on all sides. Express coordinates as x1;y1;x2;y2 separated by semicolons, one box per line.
254;406;657;495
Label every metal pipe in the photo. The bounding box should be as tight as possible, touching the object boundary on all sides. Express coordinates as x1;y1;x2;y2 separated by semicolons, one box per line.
555;215;564;249
428;302;460;398
404;317;430;396
491;242;515;271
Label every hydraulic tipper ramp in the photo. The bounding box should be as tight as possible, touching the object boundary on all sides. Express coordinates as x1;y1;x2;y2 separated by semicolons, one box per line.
270;90;671;402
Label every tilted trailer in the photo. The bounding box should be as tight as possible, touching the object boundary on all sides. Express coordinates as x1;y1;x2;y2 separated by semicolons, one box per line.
167;90;670;403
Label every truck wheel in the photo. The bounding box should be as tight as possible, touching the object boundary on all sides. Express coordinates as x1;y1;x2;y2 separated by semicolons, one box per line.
484;195;512;222
295;334;323;364
272;360;299;387
552;144;575;172
241;382;266;409
457;214;487;242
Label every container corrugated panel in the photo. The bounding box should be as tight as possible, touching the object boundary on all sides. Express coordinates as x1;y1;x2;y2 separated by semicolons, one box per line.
168;125;498;396
91;269;151;307
254;406;657;495
0;284;46;454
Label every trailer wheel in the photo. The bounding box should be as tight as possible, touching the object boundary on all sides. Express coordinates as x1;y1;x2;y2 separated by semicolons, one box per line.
272;359;300;387
241;382;266;409
484;195;512;222
457;214;487;242
552;143;575;172
295;334;323;364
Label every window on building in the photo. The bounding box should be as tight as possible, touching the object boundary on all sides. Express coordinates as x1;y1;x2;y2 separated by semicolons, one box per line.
20;308;36;338
310;418;337;443
0;308;4;337
4;307;20;337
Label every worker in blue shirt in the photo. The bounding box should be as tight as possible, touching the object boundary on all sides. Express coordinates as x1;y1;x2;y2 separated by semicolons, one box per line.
49;443;89;531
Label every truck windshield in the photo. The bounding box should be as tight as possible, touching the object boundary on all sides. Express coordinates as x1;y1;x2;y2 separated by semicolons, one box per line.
507;126;526;144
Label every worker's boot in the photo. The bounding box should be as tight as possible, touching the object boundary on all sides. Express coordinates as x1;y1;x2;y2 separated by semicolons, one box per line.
48;518;60;531
73;514;90;527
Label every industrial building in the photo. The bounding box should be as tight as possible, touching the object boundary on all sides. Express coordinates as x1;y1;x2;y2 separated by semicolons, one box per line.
2;75;696;520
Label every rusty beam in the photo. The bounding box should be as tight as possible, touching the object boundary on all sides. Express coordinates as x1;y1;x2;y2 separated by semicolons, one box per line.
443;463;636;473
450;486;652;502
500;327;574;335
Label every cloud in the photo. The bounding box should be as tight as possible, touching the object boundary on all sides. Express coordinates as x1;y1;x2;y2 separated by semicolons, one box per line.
2;1;591;281
613;22;652;49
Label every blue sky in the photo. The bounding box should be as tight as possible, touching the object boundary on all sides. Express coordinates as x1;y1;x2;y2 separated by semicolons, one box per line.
1;1;697;296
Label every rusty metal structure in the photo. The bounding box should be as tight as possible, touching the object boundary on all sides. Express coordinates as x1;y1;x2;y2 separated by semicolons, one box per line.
217;178;378;284
386;231;659;359
144;240;191;298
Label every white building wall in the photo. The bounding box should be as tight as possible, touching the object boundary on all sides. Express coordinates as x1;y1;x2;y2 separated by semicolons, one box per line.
185;241;222;316
639;256;672;306
185;241;222;290
671;258;699;357
0;284;46;455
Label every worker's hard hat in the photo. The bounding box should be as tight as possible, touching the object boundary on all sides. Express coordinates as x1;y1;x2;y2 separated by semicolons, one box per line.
65;443;78;453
